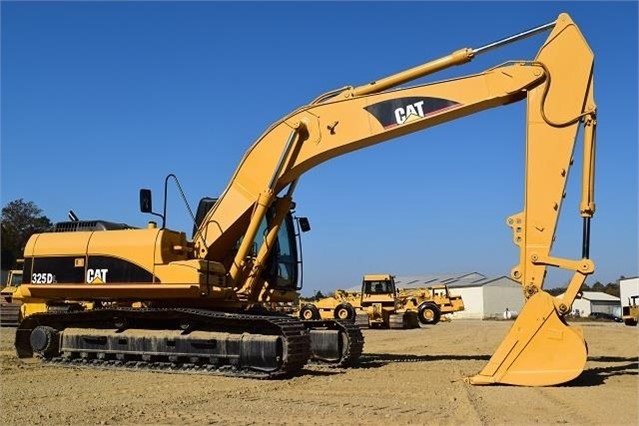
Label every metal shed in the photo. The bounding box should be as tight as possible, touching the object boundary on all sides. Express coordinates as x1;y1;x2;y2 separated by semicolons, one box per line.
557;291;621;317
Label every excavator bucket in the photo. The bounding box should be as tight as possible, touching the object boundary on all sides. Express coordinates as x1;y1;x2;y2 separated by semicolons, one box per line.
467;291;587;386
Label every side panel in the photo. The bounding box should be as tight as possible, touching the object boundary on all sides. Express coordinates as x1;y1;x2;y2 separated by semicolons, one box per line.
482;280;525;319
449;287;484;319
21;228;184;285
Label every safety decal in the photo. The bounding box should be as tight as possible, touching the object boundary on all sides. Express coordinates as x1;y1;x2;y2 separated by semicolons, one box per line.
23;256;156;284
364;96;460;129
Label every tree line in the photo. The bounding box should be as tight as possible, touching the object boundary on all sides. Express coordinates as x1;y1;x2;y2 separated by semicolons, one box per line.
305;280;625;302
546;279;625;299
1;199;52;270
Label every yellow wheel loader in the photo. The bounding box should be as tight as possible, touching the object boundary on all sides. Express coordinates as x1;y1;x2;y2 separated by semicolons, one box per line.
14;13;598;386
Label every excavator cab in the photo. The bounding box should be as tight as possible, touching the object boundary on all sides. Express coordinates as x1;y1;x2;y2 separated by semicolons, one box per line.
137;187;306;294
361;275;397;301
360;274;396;327
189;193;305;292
260;211;303;291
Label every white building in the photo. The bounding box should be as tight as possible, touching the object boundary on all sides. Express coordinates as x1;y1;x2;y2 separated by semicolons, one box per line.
619;277;639;310
392;272;525;320
558;291;621;317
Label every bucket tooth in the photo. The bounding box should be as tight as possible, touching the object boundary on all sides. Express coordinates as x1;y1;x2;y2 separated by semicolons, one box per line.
467;291;587;386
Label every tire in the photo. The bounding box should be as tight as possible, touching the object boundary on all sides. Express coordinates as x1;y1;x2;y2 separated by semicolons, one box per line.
624;318;638;326
333;303;356;322
403;311;420;329
299;304;321;320
388;314;404;329
354;313;370;328
418;303;441;325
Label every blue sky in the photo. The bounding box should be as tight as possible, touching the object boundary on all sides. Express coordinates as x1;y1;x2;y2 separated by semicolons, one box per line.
1;1;637;296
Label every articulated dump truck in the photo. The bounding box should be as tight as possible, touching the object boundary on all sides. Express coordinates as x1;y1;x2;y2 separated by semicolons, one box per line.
299;275;465;327
396;285;465;325
13;13;598;386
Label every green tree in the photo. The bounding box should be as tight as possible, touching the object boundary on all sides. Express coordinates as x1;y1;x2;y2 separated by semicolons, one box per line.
591;281;605;292
603;282;620;298
579;281;591;292
299;290;326;302
546;287;566;297
1;199;53;269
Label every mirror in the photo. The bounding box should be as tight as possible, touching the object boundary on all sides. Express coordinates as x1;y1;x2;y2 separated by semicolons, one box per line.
298;217;311;232
139;189;153;213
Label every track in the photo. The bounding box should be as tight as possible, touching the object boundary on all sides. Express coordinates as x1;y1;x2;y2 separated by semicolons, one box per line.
302;319;365;367
15;308;311;379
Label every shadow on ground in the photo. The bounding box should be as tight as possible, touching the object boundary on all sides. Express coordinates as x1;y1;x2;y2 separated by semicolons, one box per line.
568;357;639;387
349;353;638;387
354;352;491;369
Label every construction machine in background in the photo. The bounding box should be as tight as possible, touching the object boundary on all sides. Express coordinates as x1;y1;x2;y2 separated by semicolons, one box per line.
13;13;597;386
397;285;465;325
299;275;464;327
1;269;23;326
299;274;419;329
299;289;361;321
358;274;420;329
622;296;638;326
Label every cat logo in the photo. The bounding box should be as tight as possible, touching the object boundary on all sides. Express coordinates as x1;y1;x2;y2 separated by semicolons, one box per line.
394;100;426;125
87;268;108;284
363;96;460;129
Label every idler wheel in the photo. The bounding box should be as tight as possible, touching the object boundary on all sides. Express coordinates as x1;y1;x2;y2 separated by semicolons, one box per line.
30;326;60;357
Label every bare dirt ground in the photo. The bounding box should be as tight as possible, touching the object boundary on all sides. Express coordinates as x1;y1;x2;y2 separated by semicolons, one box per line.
1;319;637;425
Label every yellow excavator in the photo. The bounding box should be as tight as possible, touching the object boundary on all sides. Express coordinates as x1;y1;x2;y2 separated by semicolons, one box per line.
13;12;596;386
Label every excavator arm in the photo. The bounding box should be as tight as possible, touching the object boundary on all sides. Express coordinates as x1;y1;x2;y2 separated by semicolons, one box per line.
469;18;596;385
195;13;596;386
